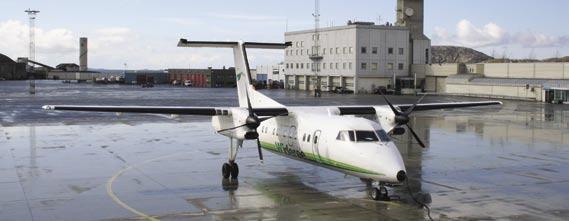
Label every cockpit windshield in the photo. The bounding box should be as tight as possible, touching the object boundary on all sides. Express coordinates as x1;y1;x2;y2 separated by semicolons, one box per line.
336;129;391;143
355;131;379;142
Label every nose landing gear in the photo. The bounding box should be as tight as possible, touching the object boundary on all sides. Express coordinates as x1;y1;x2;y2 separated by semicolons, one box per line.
369;184;390;201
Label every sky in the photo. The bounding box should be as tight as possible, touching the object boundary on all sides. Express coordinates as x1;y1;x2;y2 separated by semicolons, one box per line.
1;0;568;69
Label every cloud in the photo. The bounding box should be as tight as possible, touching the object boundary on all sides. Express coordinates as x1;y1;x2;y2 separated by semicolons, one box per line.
207;13;286;22
0;19;77;63
432;19;569;49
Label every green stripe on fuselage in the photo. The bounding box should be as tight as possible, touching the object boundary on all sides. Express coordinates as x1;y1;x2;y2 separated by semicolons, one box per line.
259;141;382;175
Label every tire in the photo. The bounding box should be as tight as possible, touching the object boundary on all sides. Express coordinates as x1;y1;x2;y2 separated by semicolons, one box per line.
230;162;239;179
369;188;380;200
222;163;231;179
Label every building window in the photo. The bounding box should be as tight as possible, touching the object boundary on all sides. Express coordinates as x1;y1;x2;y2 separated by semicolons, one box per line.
323;49;326;55
387;63;394;70
286;63;289;69
330;48;333;54
336;47;340;54
301;41;304;47
296;63;299;69
349;47;353;54
296;50;298;55
296;42;299;47
399;48;404;55
398;63;404;70
372;47;378;54
388;48;394;54
343;47;347;54
330;63;334;69
343;62;346;69
306;63;310;69
323;63;326;69
372;63;378;71
361;63;367;70
301;63;304;69
300;50;303;55
349;62;352;69
361;47;367;54
335;63;339;69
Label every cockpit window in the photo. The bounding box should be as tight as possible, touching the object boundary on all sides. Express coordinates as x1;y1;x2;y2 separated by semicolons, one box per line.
336;131;355;142
375;129;391;142
355;131;379;142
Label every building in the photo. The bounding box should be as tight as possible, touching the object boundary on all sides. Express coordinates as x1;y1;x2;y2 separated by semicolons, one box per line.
168;67;236;87
124;70;169;84
284;0;430;93
255;63;285;85
56;63;80;72
0;53;27;80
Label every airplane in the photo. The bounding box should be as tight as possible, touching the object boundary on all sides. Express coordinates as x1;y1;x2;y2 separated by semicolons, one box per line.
42;39;502;201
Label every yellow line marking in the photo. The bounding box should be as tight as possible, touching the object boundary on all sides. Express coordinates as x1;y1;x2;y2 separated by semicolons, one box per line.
106;152;191;221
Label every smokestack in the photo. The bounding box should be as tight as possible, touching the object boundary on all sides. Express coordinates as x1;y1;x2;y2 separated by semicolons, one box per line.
79;37;88;72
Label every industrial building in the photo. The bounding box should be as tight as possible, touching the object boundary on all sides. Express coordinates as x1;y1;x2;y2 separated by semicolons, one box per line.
0;53;27;80
284;0;430;93
124;70;169;84
168;67;236;87
254;64;285;88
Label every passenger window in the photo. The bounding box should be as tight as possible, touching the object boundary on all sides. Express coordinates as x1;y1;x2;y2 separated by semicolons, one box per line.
307;135;311;142
303;134;306;141
314;136;318;144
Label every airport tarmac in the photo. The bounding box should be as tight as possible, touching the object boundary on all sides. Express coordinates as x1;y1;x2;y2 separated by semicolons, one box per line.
1;80;569;220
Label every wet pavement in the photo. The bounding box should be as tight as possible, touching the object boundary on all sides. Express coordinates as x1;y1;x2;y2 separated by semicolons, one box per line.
1;80;569;220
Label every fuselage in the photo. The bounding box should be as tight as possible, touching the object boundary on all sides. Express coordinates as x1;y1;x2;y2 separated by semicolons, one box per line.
213;107;407;184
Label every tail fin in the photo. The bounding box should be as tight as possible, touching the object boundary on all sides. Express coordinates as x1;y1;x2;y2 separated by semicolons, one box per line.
178;39;289;108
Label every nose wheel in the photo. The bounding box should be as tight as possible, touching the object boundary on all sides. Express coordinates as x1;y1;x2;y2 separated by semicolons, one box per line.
222;162;239;179
369;185;390;201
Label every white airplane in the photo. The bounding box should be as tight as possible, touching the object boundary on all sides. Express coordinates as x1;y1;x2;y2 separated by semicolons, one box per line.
43;39;502;201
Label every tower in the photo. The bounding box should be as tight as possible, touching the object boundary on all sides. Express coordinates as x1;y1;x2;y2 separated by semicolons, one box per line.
395;0;431;65
24;9;39;67
79;37;88;71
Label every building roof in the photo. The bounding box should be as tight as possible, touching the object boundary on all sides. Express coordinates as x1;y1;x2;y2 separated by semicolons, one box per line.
285;23;407;35
0;53;15;64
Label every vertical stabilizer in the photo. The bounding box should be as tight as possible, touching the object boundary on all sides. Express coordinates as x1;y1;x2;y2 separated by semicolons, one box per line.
178;39;289;108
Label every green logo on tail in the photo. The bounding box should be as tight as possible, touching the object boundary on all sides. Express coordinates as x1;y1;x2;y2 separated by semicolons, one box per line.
237;72;243;81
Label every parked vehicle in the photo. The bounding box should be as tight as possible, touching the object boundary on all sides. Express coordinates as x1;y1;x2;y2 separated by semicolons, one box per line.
184;80;193;87
142;82;154;88
172;80;181;86
332;86;354;94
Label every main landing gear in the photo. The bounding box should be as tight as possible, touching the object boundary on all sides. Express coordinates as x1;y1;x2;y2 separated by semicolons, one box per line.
369;185;390;201
222;162;239;179
222;138;242;180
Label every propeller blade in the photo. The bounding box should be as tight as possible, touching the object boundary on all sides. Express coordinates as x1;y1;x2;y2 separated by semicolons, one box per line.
244;85;254;117
217;123;248;133
404;93;427;115
256;138;264;162
379;91;401;116
406;124;426;148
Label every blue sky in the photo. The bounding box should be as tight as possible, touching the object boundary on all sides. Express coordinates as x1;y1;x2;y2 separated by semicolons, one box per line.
1;0;568;69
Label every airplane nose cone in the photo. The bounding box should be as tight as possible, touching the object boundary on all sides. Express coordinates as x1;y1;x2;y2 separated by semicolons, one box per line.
396;170;406;182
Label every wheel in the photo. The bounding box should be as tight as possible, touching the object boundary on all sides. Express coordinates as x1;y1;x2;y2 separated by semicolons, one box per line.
369;187;380;200
230;162;239;179
222;163;231;179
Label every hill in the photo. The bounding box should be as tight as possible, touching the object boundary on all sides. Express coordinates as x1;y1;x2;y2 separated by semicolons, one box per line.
431;46;493;64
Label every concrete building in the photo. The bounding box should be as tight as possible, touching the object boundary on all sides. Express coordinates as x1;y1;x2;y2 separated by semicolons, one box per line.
79;37;88;72
0;53;27;80
284;0;430;94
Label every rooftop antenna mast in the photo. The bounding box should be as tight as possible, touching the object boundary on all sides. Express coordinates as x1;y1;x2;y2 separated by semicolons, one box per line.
25;8;39;94
310;0;323;97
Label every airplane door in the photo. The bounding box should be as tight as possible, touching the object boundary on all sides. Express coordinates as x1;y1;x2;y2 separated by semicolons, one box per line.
312;130;322;162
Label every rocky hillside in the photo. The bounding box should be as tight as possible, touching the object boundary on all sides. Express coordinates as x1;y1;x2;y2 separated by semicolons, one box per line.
431;46;493;64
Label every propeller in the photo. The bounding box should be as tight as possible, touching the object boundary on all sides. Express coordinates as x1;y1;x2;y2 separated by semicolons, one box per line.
217;86;287;162
380;91;427;148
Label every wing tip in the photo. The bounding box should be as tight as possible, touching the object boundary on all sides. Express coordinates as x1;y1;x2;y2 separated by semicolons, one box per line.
42;105;54;110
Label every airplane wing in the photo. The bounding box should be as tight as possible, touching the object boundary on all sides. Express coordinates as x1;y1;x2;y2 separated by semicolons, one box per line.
42;105;288;117
335;101;502;115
